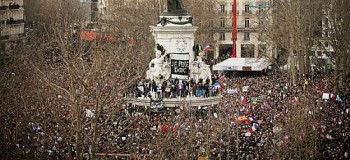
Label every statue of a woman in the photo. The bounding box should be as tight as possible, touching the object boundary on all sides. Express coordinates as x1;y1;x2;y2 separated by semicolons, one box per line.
167;0;183;12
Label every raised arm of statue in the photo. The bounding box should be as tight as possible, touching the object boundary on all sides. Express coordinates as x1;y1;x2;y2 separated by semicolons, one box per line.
167;0;183;12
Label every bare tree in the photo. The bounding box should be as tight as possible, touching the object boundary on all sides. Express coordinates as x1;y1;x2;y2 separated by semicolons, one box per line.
323;0;350;92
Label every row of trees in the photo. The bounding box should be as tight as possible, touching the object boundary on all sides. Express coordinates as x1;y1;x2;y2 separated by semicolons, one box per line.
2;0;220;159
259;0;350;89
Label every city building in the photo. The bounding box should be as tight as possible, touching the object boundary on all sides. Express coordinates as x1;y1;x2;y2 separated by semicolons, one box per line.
0;0;24;52
79;0;108;23
309;12;334;71
79;0;274;63
212;0;272;61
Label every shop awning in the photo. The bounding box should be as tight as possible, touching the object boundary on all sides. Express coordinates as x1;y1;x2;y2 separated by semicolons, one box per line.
213;58;271;71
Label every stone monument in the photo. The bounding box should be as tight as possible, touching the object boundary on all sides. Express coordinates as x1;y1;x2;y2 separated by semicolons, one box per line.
146;0;212;84
126;0;220;108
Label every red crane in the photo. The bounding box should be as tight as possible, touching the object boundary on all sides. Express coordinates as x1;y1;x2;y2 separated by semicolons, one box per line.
231;0;237;58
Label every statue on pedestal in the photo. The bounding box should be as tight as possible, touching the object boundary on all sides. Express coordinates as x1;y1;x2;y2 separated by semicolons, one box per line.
167;0;184;12
161;0;188;16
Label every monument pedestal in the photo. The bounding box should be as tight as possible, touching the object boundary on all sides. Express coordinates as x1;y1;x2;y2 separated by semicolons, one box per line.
150;24;198;63
146;14;211;83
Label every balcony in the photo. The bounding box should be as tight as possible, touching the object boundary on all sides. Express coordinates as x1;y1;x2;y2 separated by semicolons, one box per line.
237;24;258;32
218;10;228;15
9;4;20;9
0;2;23;10
1;23;24;36
0;0;23;5
242;10;253;15
0;6;8;10
228;10;240;15
2;18;24;25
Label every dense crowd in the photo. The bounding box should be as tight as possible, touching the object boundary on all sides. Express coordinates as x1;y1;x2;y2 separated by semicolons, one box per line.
2;71;349;159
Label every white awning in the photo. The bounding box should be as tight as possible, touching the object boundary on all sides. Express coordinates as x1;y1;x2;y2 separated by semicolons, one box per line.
213;58;271;71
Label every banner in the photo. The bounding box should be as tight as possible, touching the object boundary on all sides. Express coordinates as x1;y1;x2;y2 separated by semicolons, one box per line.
150;101;163;109
170;53;190;79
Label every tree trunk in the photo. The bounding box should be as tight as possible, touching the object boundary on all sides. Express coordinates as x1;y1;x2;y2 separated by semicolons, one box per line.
346;55;350;77
297;50;304;76
91;94;101;160
305;50;310;73
334;56;341;93
339;53;346;87
290;49;297;86
74;93;83;160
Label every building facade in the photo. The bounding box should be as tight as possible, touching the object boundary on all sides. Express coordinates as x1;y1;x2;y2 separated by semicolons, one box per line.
213;0;272;61
309;11;334;71
0;0;24;52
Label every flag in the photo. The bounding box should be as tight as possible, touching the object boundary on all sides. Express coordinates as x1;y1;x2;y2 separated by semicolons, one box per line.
249;123;259;133
237;115;247;122
320;125;326;132
214;82;221;91
198;44;203;52
30;123;39;132
161;124;169;131
244;107;250;114
283;133;289;144
137;85;144;93
240;96;247;105
204;45;211;52
173;123;179;130
134;122;140;128
86;109;94;118
247;117;255;123
231;114;237;122
251;97;258;105
331;94;336;101
336;95;343;103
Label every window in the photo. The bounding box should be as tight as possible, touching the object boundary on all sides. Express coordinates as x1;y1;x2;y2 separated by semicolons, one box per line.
258;4;263;13
324;30;329;37
244;32;250;41
245;18;249;28
220;5;225;13
219;32;225;40
209;31;214;39
259;18;264;25
325;41;329;48
244;5;250;13
324;17;329;27
208;5;213;13
220;18;226;28
316;51;322;57
209;20;214;28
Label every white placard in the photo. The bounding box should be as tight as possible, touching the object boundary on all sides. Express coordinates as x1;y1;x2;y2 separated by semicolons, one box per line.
322;93;330;100
243;86;250;92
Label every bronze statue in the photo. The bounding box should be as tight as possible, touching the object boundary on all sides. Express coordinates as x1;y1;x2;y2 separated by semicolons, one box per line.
167;0;183;12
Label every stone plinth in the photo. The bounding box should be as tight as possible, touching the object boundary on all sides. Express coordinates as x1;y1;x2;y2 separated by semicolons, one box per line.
125;96;223;108
150;16;197;63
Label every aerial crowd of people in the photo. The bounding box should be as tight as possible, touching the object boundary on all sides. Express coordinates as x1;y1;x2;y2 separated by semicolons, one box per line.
2;70;349;159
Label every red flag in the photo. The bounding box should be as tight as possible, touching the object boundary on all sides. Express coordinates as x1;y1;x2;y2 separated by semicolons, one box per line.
162;124;169;131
